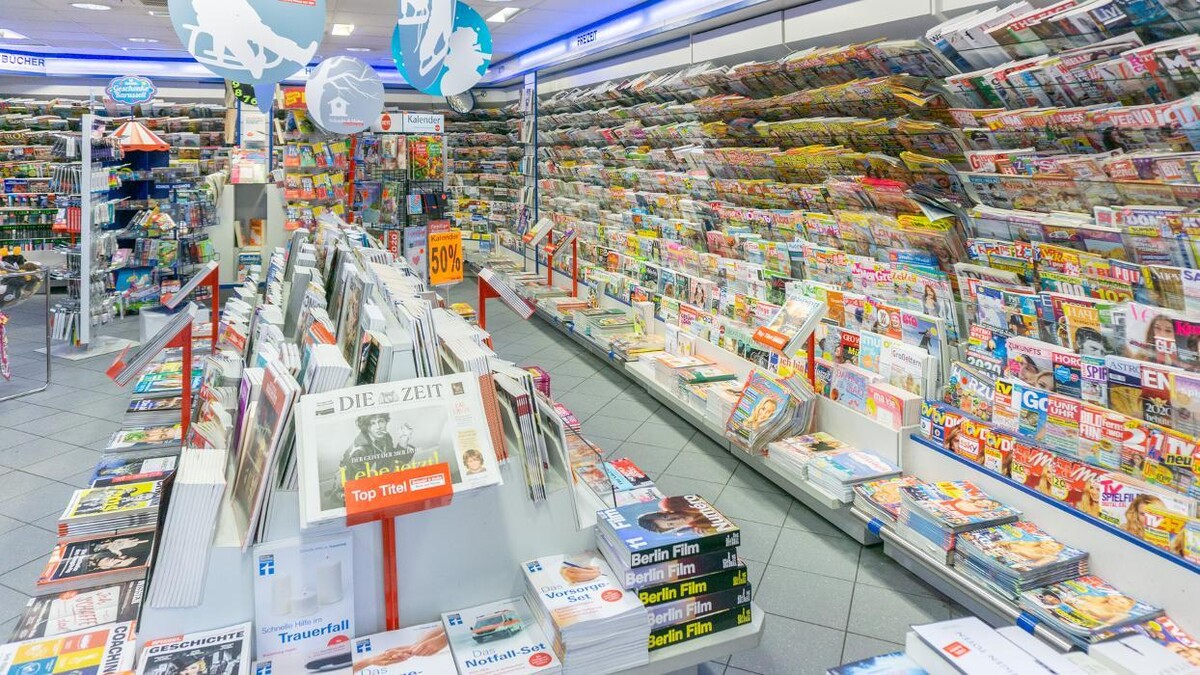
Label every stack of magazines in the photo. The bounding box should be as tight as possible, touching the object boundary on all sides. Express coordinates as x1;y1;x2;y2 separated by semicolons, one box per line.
146;446;229;608
765;432;853;480
955;522;1089;601
596;495;753;651
1018;577;1164;649
806;450;903;503
725;370;817;455
523;552;650;673
57;480;166;539
897;481;1021;563
852;475;922;523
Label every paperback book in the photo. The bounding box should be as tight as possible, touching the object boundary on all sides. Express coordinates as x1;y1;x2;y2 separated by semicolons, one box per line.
596;495;741;568
442;596;562;675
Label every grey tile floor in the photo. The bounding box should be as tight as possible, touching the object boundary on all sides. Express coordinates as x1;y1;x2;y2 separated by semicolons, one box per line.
0;280;967;672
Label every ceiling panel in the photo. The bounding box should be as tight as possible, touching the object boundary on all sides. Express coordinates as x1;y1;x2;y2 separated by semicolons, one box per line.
0;0;652;68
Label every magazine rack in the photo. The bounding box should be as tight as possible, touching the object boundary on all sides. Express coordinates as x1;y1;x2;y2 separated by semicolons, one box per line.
162;260;220;352
543;231;578;298
106;317;195;438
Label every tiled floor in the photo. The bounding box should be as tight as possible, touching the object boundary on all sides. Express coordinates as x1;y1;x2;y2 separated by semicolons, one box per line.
0;279;967;673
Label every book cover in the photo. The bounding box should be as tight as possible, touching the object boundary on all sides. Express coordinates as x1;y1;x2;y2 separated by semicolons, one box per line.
252;533;354;673
1006;336;1055;391
11;579;144;641
38;530;155;591
598;535;741;590
958;521;1087;574
596;495;740;568
1044;394;1083;458
523;551;646;636
442;597;561;675
59;481;164;525
1017;386;1050;444
136;622;252;675
351;622;457;674
1140;362;1176;426
0;621;136;675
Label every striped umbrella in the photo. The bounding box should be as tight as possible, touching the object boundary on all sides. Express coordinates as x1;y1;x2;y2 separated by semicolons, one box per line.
109;120;170;152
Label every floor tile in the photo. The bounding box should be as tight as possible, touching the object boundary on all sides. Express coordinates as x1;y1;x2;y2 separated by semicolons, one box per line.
0;403;57;428
0;558;45;597
0;429;38;452
846;584;954;644
782;501;843;538
840;633;904;665
713;486;793;527
0;525;54;576
611;442;679;478
0;438;88;471
770;529;861;581
855;547;945;599
580;415;636;441
0;585;29;623
651;474;726;504
727;463;785;496
0;481;78;522
598;397;660;423
551;358;602;378
555;392;613;420
698;661;727;675
728;613;845;675
0;471;55;502
755;566;854;630
630;420;694;451
731;519;781;564
545;373;587;395
685;432;731;457
46;421;121;448
22;448;99;482
664;451;738;484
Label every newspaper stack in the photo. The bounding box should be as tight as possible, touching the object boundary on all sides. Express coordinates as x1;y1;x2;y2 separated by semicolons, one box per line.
1018;577;1163;649
851;475;922;523
897;481;1021;564
135;622;252;675
765;432;854;480
596;495;753;652
725;370;817;455
522;552;650;673
955;521;1089;601
442;596;562;674
57;480;166;539
146;446;229;608
807;450;903;503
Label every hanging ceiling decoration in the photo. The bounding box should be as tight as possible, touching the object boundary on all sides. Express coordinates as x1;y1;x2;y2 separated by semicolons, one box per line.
392;0;493;96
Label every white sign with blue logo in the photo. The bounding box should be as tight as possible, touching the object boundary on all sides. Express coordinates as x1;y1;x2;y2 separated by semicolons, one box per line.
168;0;325;110
305;56;384;135
392;0;492;96
106;75;157;105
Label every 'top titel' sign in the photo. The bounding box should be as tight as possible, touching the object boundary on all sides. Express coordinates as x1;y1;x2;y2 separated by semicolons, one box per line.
106;75;157;105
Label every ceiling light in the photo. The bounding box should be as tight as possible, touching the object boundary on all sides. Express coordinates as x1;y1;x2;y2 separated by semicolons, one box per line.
128;37;159;43
71;3;111;9
487;7;521;23
331;23;355;36
346;47;371;52
0;29;29;40
147;10;169;16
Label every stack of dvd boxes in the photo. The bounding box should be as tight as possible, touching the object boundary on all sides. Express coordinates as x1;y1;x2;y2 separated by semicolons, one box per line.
595;495;753;652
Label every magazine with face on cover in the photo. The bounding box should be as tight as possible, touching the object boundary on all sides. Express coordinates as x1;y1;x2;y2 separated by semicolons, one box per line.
137;622;252;675
1019;576;1162;635
37;530;156;592
596;495;741;568
296;373;503;527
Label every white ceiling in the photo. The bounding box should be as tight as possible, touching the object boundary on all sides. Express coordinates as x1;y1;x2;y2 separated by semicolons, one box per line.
0;0;651;67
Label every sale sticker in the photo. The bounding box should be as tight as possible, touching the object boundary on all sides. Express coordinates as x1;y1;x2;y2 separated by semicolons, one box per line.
428;228;464;287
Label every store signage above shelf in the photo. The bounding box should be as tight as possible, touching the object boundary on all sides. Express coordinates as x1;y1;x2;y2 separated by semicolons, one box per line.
106;76;157;106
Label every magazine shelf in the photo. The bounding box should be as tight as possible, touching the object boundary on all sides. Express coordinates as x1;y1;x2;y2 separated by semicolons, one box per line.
903;433;1200;633
847;505;1078;652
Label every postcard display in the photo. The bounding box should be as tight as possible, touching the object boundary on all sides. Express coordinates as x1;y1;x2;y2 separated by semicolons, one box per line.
460;2;1200;641
122;223;758;674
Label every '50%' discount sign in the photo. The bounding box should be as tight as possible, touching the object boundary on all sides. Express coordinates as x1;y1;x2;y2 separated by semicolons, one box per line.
428;229;464;286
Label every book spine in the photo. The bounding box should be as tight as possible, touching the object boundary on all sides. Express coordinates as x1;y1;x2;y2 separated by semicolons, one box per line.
646;585;753;630
637;565;749;606
648;603;753;651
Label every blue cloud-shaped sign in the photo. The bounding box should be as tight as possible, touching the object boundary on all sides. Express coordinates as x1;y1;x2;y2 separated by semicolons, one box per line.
106;75;157;106
168;0;325;110
393;0;492;96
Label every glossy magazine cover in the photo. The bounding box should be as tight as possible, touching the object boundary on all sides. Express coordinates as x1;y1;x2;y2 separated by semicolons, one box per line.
900;481;1021;528
596;495;740;568
11;580;145;641
1019;576;1162;633
956;521;1088;573
522;552;646;633
137;622;251;675
352;622;457;674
